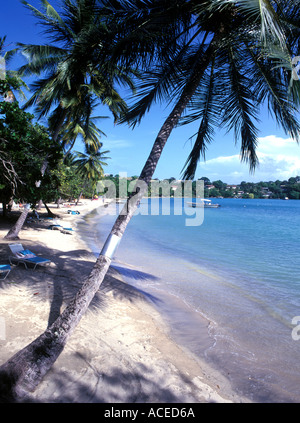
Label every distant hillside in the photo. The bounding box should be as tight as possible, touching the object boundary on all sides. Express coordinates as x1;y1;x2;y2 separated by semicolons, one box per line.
102;175;300;199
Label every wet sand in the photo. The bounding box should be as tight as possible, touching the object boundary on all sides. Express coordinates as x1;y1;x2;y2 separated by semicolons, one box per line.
0;200;248;403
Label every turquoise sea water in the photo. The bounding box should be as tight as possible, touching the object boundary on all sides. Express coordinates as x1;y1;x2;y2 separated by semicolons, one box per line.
81;198;300;402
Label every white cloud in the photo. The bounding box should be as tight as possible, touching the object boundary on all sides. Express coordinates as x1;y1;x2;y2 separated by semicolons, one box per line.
196;135;300;183
105;138;133;150
204;155;239;164
256;135;300;180
257;135;297;155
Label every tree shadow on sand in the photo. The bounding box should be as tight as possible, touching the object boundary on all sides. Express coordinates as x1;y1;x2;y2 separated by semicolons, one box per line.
110;264;159;282
0;241;291;403
0;242;162;328
21;351;216;403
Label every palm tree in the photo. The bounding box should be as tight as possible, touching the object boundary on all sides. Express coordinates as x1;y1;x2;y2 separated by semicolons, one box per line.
16;0;137;210
52;95;107;158
104;0;300;245
17;0;136;137
0;36;29;102
1;0;300;401
73;144;110;204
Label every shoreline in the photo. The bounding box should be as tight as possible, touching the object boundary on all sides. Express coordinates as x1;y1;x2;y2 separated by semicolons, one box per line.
0;200;247;403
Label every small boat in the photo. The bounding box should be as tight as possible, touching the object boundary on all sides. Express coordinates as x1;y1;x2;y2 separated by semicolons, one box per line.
187;199;221;208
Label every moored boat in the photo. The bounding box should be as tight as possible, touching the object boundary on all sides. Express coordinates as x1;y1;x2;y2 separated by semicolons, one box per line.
187;199;221;208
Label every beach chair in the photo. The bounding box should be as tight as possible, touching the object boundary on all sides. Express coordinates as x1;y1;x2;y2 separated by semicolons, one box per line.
8;244;51;270
67;210;80;215
0;264;11;280
48;224;62;230
48;224;73;234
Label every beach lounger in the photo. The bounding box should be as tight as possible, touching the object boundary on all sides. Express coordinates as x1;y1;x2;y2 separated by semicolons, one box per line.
48;224;73;233
48;224;62;230
0;264;11;280
61;227;73;233
8;244;51;270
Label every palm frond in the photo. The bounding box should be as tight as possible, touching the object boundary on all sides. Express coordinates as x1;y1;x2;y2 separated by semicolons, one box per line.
220;45;259;171
246;43;300;141
21;0;75;44
119;40;208;127
181;58;218;180
73;145;111;181
17;44;67;76
204;0;287;49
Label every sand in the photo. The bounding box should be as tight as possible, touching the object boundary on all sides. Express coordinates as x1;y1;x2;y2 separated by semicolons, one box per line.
0;200;248;403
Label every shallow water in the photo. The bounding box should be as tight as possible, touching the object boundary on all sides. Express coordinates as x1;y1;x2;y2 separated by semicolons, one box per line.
79;198;300;402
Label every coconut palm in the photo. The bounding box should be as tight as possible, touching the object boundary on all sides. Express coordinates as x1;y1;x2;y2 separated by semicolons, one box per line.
1;0;300;401
49;93;107;157
17;0;136;136
106;0;300;246
0;36;29;102
73;144;110;203
15;0;137;216
16;0;137;199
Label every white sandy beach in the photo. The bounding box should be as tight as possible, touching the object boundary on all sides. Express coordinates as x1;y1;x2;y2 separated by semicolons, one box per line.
0;200;249;403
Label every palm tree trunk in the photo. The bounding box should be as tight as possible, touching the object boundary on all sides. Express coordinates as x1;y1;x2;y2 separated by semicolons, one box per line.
4;204;30;240
43;202;57;218
76;178;88;205
76;191;83;205
0;40;217;402
56;197;62;208
35;160;49;210
52;108;68;144
0;255;111;402
63;139;76;159
2;201;7;218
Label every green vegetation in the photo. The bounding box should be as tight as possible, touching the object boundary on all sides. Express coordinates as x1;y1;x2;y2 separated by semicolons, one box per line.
200;177;300;199
49;155;97;204
102;175;300;200
1;0;300;401
0;74;110;214
0;76;62;216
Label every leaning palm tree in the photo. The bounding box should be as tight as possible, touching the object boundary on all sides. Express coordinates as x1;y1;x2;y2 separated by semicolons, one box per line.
73;144;110;204
104;0;300;251
1;0;300;402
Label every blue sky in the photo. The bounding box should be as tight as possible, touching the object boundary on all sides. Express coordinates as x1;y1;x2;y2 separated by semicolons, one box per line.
2;0;300;184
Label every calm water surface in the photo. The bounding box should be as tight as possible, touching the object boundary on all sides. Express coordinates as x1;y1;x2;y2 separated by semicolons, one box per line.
80;198;300;402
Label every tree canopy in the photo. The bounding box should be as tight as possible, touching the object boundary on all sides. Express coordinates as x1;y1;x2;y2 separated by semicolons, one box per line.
1;0;300;402
0;75;62;213
117;0;300;179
